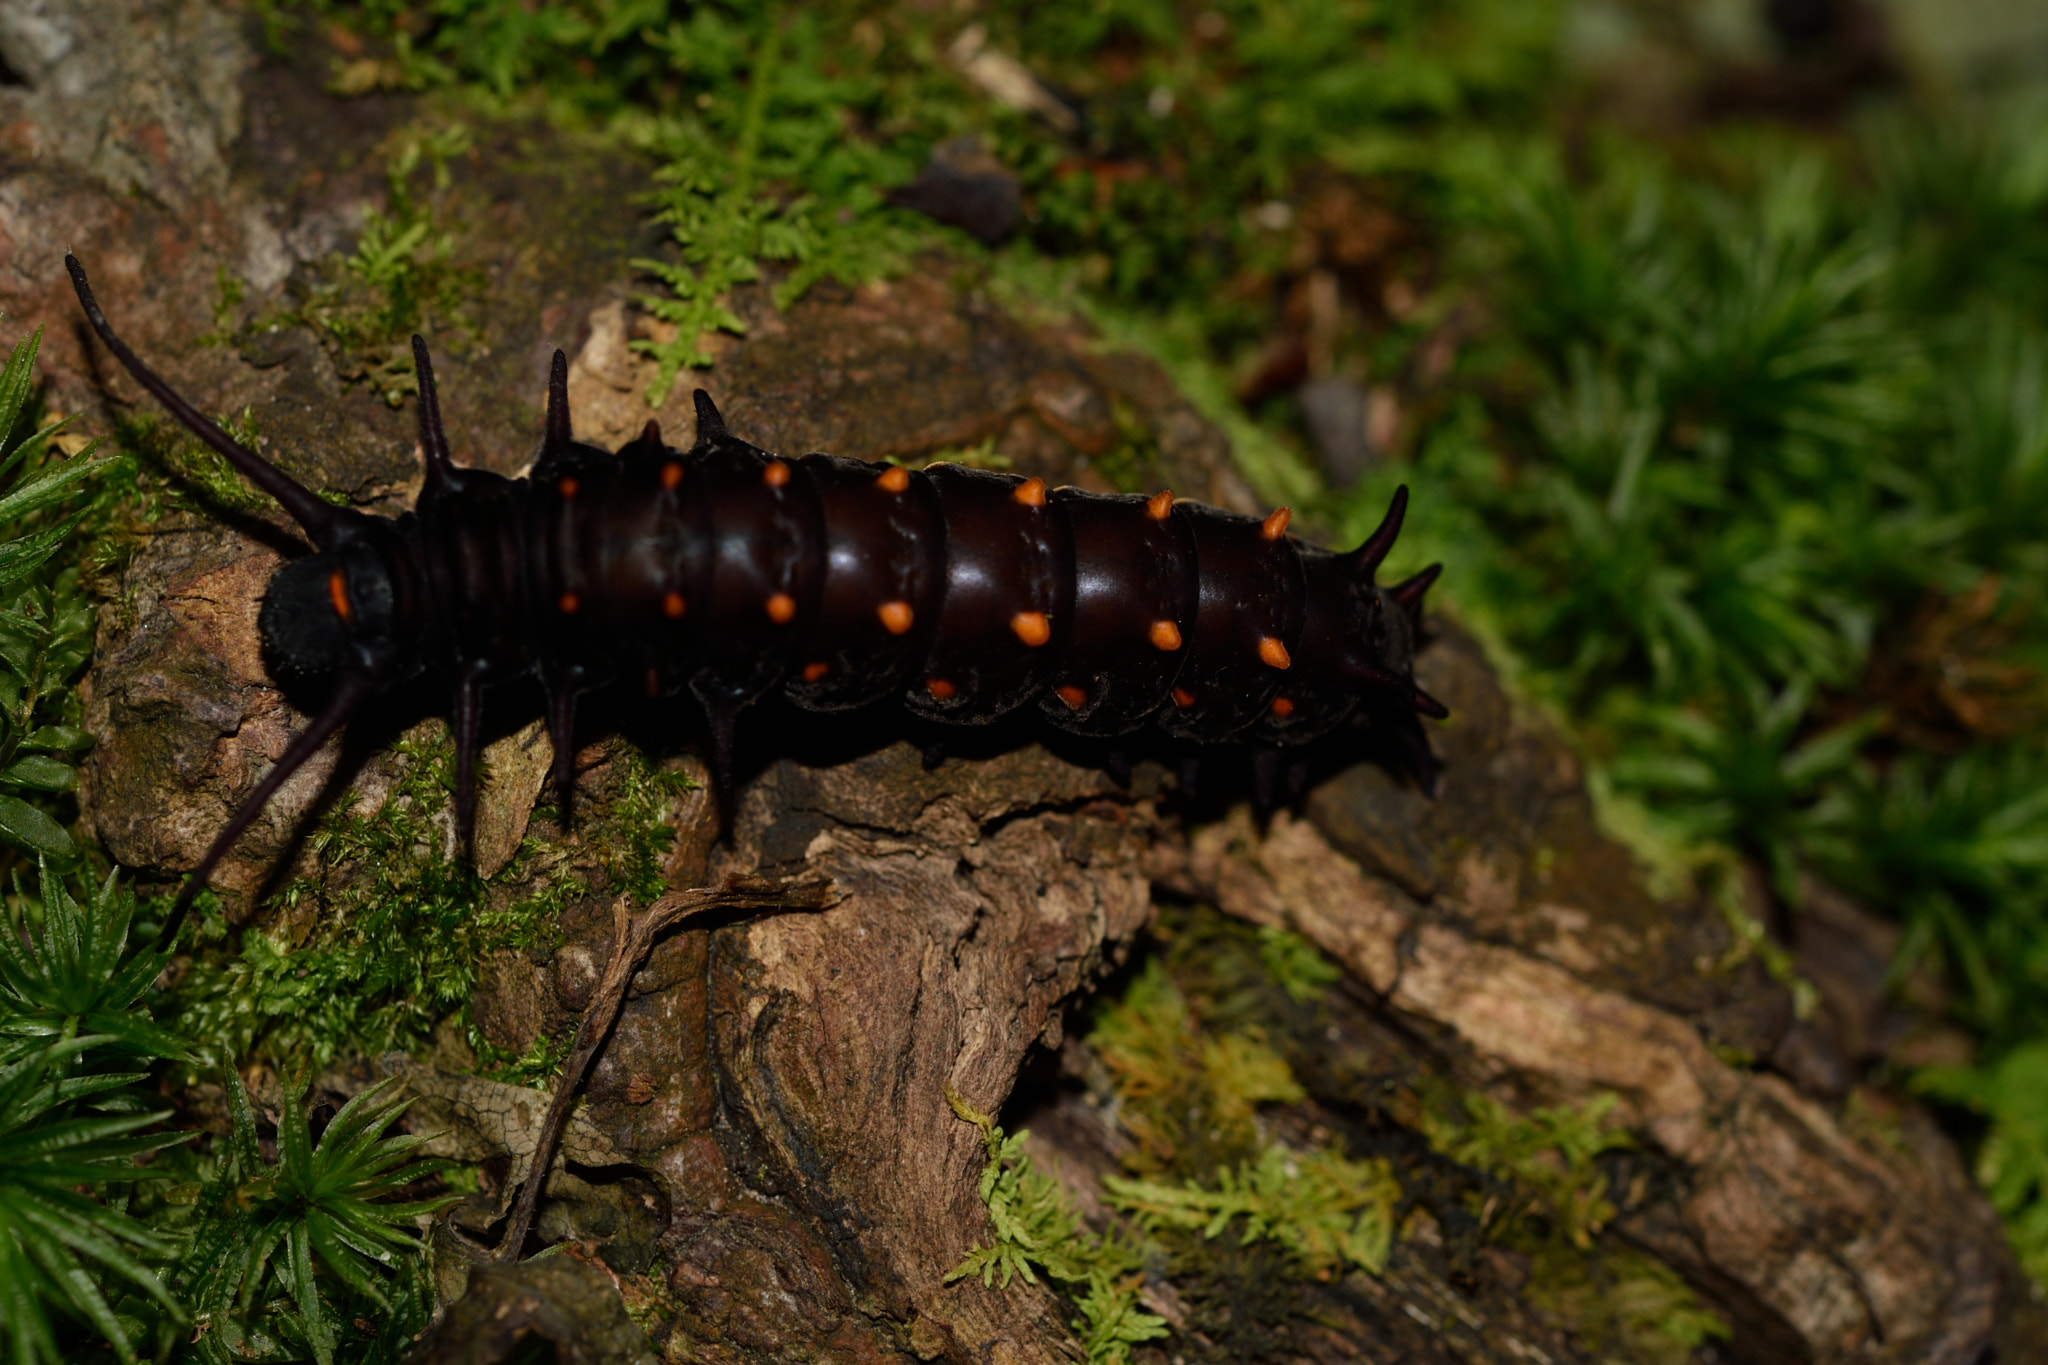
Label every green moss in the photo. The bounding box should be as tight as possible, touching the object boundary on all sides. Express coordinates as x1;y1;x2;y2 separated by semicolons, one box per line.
626;8;934;403
473;1025;573;1088
164;733;687;1074
591;748;698;906
944;1091;1167;1365
1421;1088;1628;1251
1081;399;1165;496
1088;956;1302;1179
1068;914;1735;1354
912;437;1009;472
1523;1242;1732;1365
1418;1085;1731;1352
198;267;248;348
1255;925;1340;1006
1105;1145;1399;1277
1918;1043;2048;1288
115;411;275;521
289;123;487;406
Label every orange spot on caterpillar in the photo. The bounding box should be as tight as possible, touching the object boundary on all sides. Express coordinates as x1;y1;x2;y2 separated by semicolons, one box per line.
557;476;579;499
1149;620;1182;651
328;570;352;624
764;460;790;488
1261;506;1292;540
1013;476;1047;507
876;466;910;493
663;591;687;619
926;677;956;700
1258;637;1291;669
766;593;797;624
802;661;830;683
661;462;683;489
645;667;661;699
1056;684;1087;709
1270;696;1295;718
1010;611;1051;647
1146;489;1174;520
878;601;914;635
1171;686;1196;708
558;592;580;615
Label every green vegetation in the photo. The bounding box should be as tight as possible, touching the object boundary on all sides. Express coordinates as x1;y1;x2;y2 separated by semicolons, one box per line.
0;866;185;1065
1413;119;2048;1276
945;1092;1167;1365
1422;1089;1629;1251
0;854;439;1365
172;1073;447;1365
0;324;117;865
1918;1042;2048;1287
952;904;1727;1358
295;124;485;405
0;867;187;1365
1090;957;1303;1177
170;732;686;1075
1105;1145;1400;1276
626;10;927;400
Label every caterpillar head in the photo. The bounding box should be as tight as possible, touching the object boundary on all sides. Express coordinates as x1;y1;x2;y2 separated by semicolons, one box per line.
259;542;399;681
67;252;409;946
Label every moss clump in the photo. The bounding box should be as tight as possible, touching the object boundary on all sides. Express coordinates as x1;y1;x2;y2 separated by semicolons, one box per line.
164;733;689;1075
1524;1242;1733;1365
288;124;488;406
991;906;1735;1358
1106;1144;1400;1277
1418;1086;1731;1356
1421;1088;1630;1252
945;1091;1167;1365
1090;956;1302;1180
628;9;930;403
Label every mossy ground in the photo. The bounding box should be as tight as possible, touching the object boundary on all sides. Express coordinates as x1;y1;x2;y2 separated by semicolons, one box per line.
962;906;1727;1362
165;728;693;1080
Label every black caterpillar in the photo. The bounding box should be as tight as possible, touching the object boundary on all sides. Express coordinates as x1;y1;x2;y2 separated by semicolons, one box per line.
66;255;1444;936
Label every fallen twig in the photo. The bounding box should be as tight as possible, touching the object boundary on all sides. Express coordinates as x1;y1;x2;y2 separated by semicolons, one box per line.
497;873;837;1261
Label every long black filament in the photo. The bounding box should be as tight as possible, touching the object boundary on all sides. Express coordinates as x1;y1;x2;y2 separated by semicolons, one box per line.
65;254;344;549
152;672;377;954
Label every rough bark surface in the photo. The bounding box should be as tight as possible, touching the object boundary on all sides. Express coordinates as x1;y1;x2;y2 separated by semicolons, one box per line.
4;4;2042;1363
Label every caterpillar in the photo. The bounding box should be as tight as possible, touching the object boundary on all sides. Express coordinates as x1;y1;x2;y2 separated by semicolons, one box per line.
65;255;1444;938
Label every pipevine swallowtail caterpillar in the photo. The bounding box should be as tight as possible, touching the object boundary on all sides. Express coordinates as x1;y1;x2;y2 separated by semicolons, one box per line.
65;254;1444;942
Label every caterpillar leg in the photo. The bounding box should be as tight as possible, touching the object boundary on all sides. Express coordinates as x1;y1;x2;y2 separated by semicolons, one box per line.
1251;746;1282;814
688;677;751;824
452;671;483;853
1285;755;1313;804
547;683;579;822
